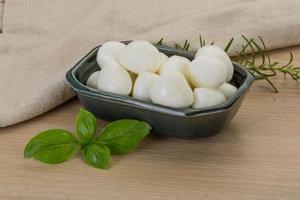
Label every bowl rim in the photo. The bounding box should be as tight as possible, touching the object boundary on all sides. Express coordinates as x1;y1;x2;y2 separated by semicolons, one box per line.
66;43;254;117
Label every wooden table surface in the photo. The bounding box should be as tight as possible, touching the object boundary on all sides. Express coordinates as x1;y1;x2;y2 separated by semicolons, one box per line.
0;47;300;200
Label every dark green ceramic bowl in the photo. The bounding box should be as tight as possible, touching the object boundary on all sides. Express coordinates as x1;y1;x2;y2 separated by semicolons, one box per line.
66;43;254;139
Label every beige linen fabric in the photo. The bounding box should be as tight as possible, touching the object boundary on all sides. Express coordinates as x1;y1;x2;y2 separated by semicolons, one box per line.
0;0;300;127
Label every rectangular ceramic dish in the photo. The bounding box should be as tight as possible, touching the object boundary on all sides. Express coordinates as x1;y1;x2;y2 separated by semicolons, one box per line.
66;43;254;139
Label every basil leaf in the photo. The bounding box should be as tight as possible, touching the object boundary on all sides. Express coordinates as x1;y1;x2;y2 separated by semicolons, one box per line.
95;119;151;154
24;129;79;164
83;144;110;169
76;108;97;144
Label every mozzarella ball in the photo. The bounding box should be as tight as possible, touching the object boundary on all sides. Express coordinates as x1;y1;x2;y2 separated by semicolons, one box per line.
160;52;168;66
189;56;227;88
97;59;132;95
193;88;226;108
119;40;161;74
97;55;118;69
133;72;159;101
96;41;126;67
218;83;237;99
159;55;190;81
86;71;100;89
195;45;234;81
151;71;193;108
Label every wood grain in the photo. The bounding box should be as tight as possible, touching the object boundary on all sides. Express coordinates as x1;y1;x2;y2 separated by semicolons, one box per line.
0;46;300;200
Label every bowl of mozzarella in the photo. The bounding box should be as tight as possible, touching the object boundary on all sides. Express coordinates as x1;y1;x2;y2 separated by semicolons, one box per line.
66;40;254;139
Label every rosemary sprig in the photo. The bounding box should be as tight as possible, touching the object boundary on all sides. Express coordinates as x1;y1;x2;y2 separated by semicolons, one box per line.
198;35;214;47
156;35;300;93
156;38;164;46
224;37;234;53
175;40;191;51
234;35;299;92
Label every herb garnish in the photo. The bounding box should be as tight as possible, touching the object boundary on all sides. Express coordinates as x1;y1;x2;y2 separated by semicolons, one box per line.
24;108;151;169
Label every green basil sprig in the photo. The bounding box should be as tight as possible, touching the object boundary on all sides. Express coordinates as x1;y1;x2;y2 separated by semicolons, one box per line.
24;129;78;164
24;108;151;169
76;108;97;145
96;119;151;154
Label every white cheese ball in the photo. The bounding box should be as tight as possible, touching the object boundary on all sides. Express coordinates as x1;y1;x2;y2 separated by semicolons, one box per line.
86;71;100;89
133;72;159;101
159;55;191;81
151;71;193;108
189;56;227;88
160;52;168;66
119;40;161;74
218;83;237;99
96;41;126;67
193;88;226;108
195;45;234;81
97;55;118;69
97;59;132;95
